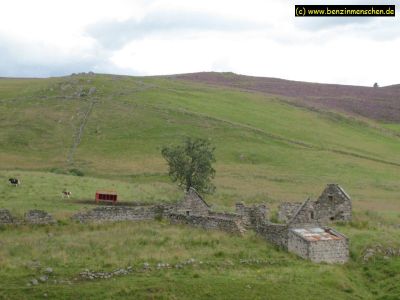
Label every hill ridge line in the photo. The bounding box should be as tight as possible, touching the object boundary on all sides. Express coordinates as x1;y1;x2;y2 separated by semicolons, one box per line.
175;73;400;122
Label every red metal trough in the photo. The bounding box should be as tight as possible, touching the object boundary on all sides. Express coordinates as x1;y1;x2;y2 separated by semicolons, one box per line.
95;190;117;204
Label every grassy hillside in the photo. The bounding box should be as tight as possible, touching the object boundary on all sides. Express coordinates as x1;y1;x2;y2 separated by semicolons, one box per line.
1;220;399;300
0;73;399;213
0;73;399;299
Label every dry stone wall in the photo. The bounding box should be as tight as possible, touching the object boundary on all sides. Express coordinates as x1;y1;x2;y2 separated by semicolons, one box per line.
256;223;289;248
168;213;245;235
208;211;241;220
25;210;56;225
71;205;172;223
0;209;14;225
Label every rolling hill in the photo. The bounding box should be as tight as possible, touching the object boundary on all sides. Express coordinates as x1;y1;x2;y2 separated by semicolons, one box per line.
0;72;399;299
0;72;399;213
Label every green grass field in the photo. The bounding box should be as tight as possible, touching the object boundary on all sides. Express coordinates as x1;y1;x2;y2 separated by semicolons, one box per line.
0;73;399;299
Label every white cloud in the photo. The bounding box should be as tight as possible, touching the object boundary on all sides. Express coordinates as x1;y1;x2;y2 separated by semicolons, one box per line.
0;0;398;86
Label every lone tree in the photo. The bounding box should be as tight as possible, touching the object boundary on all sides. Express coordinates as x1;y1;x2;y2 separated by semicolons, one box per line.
161;137;216;194
373;82;379;88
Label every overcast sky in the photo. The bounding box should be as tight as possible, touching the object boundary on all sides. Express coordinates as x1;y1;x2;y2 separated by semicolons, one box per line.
0;0;399;86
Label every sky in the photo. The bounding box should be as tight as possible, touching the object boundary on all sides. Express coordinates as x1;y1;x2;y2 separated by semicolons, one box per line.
0;0;399;86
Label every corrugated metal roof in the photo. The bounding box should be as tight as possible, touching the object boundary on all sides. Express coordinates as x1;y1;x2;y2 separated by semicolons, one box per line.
292;227;342;242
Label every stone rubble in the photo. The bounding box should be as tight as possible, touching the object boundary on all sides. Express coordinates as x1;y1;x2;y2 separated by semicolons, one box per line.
30;279;39;286
362;245;400;261
79;267;133;280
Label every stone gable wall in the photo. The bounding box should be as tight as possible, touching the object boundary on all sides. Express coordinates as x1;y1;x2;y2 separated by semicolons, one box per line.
315;184;352;222
175;189;210;216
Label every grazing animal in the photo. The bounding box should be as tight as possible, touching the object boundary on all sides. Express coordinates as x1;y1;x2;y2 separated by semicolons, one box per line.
62;190;72;198
9;178;20;186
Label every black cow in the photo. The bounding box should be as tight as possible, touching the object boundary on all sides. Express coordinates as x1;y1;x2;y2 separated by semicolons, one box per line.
9;178;20;186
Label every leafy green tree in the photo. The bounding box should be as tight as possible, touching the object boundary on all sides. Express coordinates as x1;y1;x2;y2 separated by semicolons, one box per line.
161;137;216;194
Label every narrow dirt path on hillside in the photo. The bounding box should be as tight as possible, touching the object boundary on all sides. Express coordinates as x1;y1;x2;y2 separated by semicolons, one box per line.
67;98;97;165
66;80;156;165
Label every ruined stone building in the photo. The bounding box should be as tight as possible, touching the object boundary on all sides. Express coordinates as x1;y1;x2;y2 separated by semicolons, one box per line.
278;184;352;224
256;185;351;264
1;184;350;264
256;189;351;263
69;184;351;263
284;197;349;263
169;188;269;235
287;227;349;263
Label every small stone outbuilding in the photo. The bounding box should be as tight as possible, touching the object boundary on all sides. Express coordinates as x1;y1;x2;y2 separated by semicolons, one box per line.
284;198;349;263
288;227;349;263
